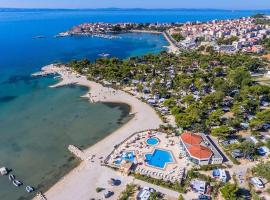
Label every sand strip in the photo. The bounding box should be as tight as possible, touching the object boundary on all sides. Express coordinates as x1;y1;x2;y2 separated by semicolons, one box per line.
33;64;163;200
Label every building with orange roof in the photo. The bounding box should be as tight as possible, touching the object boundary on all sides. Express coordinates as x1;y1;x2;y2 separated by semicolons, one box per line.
180;132;223;165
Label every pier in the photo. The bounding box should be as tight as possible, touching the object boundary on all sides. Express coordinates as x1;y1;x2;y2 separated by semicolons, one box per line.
31;71;56;77
68;145;87;161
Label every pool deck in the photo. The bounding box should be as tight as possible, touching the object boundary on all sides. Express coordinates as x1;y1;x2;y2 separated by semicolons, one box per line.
107;131;192;183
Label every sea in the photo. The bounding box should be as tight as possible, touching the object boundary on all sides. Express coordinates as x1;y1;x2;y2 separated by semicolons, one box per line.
0;9;269;200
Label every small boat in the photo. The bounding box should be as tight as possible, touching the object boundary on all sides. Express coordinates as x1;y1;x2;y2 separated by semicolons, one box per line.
32;35;46;39
9;174;15;181
13;180;22;187
98;53;110;57
26;186;35;193
0;167;8;175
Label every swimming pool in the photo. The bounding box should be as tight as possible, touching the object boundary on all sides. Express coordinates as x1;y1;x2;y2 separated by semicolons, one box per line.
146;137;159;146
145;149;174;169
114;151;135;165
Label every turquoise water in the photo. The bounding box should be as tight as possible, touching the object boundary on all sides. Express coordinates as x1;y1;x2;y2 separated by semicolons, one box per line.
1;9;270;200
145;149;174;169
114;151;136;165
146;137;160;146
0;10;169;200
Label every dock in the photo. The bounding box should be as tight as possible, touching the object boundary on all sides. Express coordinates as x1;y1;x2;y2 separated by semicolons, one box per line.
31;71;56;77
68;145;86;161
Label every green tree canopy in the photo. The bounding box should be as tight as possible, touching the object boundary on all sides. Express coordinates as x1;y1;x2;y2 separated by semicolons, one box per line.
220;183;239;200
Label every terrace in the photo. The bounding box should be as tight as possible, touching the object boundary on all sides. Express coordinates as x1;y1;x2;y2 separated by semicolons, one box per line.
107;131;191;183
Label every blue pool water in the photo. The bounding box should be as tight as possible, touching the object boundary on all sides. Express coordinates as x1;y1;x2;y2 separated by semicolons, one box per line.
114;151;135;165
1;9;270;200
145;149;174;169
146;137;159;146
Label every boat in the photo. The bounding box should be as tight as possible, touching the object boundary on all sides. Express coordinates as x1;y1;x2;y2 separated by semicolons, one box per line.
0;167;8;175
32;35;46;39
13;180;22;187
8;174;15;181
26;186;35;193
98;53;110;57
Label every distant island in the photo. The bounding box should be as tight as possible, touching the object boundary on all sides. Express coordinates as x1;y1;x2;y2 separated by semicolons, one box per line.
58;14;270;55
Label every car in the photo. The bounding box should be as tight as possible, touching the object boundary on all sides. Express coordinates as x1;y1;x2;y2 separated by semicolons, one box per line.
198;194;211;200
250;177;264;189
231;149;244;158
263;123;270;130
104;191;114;198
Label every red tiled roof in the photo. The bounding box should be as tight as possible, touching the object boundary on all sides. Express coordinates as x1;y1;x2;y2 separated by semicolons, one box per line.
180;132;202;145
187;145;213;159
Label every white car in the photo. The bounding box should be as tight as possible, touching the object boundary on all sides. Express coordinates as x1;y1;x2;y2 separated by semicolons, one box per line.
250;177;264;189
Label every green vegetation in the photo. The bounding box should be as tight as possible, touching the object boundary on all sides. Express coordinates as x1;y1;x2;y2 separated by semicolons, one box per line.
95;187;104;193
220;183;239;200
133;173;186;193
171;33;185;42
199;164;227;171
67;50;270;139
250;110;270;130
252;14;266;19
217;36;239;45
178;194;184;200
250;188;264;200
118;184;136;200
252;161;270;181
260;38;270;50
149;192;163;200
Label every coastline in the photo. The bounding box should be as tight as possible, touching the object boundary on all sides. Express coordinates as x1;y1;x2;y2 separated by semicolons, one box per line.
33;64;163;200
130;30;179;53
59;29;179;54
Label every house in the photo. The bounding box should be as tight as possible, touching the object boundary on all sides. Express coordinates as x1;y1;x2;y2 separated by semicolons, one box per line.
119;160;133;175
216;45;236;54
246;136;259;145
231;149;244;158
212;169;228;182
179;132;223;165
137;187;156;200
251;45;265;53
190;179;206;193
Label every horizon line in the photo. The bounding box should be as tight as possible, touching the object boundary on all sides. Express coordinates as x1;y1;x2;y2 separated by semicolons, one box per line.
1;7;270;11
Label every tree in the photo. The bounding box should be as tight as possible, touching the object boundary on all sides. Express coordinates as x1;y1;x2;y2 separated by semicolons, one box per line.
253;13;266;19
211;125;230;141
227;67;252;89
149;192;160;200
182;95;195;108
171;33;185;42
239;141;256;157
163;98;176;108
206;109;224;127
178;194;184;200
266;139;270;149
252;161;270;181
220;183;239;200
217;36;239;45
250;110;270;130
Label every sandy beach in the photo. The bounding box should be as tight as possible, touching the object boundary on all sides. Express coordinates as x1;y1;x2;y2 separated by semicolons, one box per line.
33;64;164;200
129;30;179;54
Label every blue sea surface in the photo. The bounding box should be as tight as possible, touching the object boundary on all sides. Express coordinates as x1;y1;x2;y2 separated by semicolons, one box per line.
0;9;269;200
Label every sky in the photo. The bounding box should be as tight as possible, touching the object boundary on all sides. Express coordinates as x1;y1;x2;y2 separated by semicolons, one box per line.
0;0;270;10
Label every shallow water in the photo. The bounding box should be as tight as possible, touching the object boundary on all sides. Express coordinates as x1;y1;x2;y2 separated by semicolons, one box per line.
0;75;132;199
1;9;270;200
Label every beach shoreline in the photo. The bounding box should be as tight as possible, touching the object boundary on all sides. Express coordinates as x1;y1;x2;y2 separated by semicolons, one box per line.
33;64;163;200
